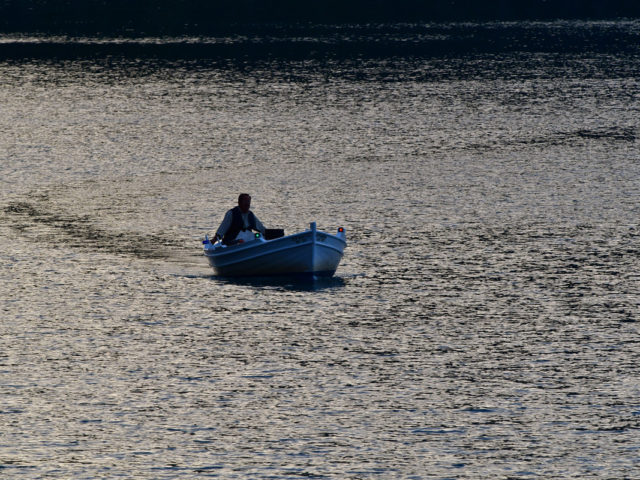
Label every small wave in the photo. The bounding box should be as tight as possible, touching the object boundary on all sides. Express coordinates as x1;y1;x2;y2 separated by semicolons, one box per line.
570;127;636;142
523;126;637;147
467;126;636;151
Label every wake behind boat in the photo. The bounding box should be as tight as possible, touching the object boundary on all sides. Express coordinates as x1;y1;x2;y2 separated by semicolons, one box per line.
203;222;346;277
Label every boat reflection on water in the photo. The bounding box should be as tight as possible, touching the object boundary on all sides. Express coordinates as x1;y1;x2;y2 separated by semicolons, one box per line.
210;273;347;292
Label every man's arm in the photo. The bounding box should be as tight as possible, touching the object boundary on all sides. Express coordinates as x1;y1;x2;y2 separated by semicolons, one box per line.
214;210;233;240
254;214;266;235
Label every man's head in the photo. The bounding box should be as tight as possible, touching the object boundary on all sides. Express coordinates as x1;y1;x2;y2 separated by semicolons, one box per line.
238;193;251;213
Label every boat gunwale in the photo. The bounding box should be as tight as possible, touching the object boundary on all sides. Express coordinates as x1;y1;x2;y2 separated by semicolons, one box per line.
204;228;346;263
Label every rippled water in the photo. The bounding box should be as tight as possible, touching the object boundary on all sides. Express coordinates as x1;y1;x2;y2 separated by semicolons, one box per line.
1;21;639;479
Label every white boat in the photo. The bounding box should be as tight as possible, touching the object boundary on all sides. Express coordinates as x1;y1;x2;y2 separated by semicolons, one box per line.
203;222;346;277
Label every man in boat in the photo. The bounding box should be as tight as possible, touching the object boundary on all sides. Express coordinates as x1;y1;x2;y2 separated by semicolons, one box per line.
213;193;266;245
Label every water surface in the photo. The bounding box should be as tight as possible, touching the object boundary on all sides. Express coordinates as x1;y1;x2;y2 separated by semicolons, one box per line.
1;21;639;479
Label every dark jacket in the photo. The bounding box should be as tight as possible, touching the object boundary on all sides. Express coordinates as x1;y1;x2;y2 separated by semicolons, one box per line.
222;206;258;245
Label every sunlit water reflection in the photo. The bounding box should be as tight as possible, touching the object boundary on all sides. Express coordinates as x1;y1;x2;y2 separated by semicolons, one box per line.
1;21;639;479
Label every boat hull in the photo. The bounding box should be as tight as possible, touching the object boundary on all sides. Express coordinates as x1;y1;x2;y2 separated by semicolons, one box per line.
204;225;346;277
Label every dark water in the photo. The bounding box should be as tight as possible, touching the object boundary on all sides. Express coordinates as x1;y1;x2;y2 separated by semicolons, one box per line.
1;21;639;479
